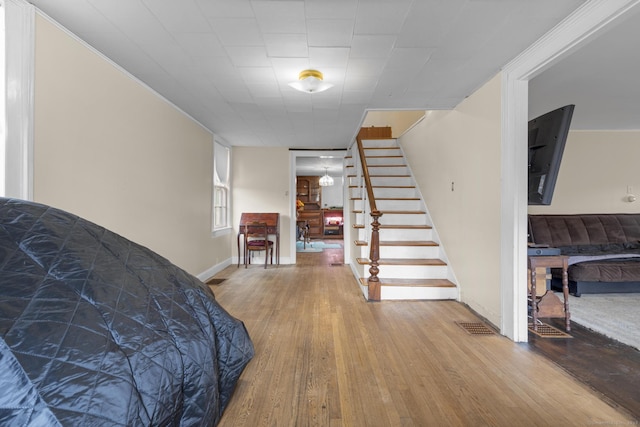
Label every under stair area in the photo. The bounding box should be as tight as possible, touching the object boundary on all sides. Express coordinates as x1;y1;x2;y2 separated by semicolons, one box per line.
346;133;458;301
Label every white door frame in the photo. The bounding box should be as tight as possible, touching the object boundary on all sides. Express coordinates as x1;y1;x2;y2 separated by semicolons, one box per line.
500;0;640;341
3;0;34;200
289;150;348;265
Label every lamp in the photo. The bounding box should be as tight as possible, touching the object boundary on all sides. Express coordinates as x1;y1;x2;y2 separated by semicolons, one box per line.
319;168;334;187
288;69;333;93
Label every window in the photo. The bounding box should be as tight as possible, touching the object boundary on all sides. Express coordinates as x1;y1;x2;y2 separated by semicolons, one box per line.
213;140;230;231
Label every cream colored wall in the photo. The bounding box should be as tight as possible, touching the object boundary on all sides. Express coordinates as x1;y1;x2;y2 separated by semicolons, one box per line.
362;111;425;138
400;74;502;325
33;14;231;275
231;146;292;261
528;130;640;214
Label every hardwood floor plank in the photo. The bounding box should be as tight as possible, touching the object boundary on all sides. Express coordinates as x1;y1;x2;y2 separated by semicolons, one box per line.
210;246;634;426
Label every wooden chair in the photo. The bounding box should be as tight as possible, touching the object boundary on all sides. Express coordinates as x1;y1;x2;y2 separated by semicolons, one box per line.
243;222;274;269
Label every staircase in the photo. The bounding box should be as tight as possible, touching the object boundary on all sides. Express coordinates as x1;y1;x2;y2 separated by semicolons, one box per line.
346;137;458;301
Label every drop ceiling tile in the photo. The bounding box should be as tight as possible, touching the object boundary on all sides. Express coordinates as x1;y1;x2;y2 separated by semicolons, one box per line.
346;57;388;76
264;34;309;58
142;0;210;33
209;18;264;46
309;47;350;68
174;33;226;58
349;35;396;59
33;0;116;37
196;0;254;18
354;1;411;35
252;1;306;34
341;91;374;105
216;84;253;103
226;46;271;67
307;19;354;47
386;48;434;69
87;0;168;45
305;1;358;20
239;67;277;84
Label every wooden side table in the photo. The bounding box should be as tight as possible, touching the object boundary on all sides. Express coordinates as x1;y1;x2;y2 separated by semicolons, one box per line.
528;255;571;332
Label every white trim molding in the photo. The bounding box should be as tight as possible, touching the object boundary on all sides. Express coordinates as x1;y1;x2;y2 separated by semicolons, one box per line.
4;0;34;200
500;0;640;341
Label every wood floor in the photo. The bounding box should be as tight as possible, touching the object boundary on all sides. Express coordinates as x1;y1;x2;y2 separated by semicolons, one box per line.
209;241;635;426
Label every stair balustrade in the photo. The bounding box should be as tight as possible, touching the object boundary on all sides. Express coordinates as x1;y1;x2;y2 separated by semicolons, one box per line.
356;136;382;300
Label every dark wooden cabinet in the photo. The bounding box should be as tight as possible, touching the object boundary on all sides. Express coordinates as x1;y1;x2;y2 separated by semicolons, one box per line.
296;176;321;210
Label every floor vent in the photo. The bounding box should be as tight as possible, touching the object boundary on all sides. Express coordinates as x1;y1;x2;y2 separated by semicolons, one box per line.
206;278;227;285
456;321;495;336
528;323;572;339
331;263;344;267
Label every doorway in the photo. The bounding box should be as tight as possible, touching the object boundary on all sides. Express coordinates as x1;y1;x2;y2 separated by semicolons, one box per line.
290;150;348;265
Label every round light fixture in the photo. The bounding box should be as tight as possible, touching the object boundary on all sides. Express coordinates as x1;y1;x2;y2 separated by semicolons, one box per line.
288;69;334;93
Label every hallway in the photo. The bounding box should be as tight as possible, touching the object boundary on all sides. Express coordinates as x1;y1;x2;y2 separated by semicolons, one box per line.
208;258;633;426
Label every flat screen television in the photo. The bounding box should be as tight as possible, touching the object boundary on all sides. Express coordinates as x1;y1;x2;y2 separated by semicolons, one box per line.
528;104;575;205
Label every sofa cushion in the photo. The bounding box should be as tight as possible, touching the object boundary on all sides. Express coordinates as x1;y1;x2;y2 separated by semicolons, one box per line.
562;257;640;282
529;214;640;247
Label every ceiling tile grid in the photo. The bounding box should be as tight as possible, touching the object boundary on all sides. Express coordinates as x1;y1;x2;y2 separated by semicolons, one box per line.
31;0;586;149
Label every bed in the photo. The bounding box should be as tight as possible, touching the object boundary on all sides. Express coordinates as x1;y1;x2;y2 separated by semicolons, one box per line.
0;198;254;426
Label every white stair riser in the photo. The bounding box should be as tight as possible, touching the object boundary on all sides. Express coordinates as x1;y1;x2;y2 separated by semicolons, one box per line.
365;158;405;166
377;200;423;210
361;139;397;148
380;214;428;226
373;188;419;198
364;150;402;158
380;228;432;240
356;166;410;176
380;286;458;301
352;187;420;199
374;265;449;279
369;176;414;186
352;199;366;210
380;246;439;258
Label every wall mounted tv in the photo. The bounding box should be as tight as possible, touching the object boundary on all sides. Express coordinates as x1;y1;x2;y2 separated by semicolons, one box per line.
528;104;575;205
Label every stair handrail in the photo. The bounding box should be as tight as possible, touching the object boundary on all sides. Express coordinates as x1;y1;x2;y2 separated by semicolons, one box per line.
356;136;382;300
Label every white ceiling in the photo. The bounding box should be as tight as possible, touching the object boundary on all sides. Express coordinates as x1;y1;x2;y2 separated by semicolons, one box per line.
30;0;587;150
529;6;640;129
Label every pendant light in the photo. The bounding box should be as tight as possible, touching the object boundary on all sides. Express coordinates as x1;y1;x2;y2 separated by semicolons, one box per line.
319;167;334;187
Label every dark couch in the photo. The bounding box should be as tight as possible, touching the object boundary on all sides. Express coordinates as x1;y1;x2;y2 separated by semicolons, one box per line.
528;213;640;296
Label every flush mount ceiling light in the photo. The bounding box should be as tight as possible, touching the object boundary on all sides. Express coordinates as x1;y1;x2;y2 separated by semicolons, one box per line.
319;167;334;187
288;69;333;93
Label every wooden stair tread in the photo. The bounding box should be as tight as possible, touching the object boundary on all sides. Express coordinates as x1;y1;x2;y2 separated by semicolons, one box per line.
380;224;432;229
359;278;455;288
351;197;419;200
349;185;415;189
369;175;411;178
354;240;368;246
380;240;438;246
363;146;400;150
366;164;406;168
357;257;446;266
349;185;415;188
354;224;433;230
379;210;425;214
365;155;403;158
